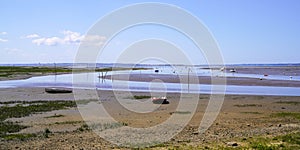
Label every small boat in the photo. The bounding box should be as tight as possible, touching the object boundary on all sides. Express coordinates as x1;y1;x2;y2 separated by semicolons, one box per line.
220;67;225;72
154;69;159;73
45;88;73;94
264;74;268;76
152;96;169;104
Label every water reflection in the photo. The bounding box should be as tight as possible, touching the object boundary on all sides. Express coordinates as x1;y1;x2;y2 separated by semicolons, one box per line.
0;69;299;96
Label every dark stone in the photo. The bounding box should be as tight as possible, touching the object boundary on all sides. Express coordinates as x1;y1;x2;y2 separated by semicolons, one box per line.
227;142;238;146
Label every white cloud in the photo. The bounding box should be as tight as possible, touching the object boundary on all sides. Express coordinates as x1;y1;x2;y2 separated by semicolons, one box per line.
62;30;83;44
81;35;107;46
25;34;40;39
0;38;8;42
1;32;7;35
31;30;106;46
32;37;62;46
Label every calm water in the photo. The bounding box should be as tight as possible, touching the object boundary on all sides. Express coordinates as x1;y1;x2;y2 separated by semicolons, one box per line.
0;69;299;96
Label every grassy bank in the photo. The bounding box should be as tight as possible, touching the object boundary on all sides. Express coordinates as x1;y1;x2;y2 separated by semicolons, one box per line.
0;66;72;78
0;66;72;75
0;100;77;139
0;66;148;78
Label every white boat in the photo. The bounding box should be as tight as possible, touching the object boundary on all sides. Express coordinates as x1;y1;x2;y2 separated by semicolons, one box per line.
230;69;236;73
151;96;169;104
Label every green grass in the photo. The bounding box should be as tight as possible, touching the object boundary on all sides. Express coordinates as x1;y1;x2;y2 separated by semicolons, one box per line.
234;104;262;107
0;121;27;137
250;142;281;150
170;111;191;115
77;123;90;132
0;100;76;121
54;121;84;125
211;132;300;150
0;100;77;138
145;132;300;150
247;132;300;150
2;133;36;141
272;112;300;120
0;66;148;75
0;100;75;105
0;66;72;76
0;66;149;79
281;132;300;145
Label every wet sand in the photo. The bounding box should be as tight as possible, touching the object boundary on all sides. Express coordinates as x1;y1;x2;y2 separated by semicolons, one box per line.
0;87;300;149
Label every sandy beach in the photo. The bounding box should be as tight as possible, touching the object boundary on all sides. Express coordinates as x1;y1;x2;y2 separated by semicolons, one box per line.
0;66;300;149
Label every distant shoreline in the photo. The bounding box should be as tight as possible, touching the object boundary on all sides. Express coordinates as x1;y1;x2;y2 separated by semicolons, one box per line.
0;62;299;68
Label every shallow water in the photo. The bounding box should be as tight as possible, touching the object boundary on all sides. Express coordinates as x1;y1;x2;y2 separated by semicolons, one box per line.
131;67;300;81
0;70;299;96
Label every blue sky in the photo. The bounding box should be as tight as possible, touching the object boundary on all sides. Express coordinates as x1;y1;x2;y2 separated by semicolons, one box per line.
0;0;299;64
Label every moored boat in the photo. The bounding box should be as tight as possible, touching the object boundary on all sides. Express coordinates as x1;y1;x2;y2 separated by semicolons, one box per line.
152;96;169;104
45;87;73;94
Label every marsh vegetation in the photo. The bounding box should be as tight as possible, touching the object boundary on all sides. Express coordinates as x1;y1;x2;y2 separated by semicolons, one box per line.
0;100;77;139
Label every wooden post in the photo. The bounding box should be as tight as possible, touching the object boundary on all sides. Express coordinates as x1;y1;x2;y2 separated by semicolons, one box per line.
54;62;57;75
188;67;190;93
